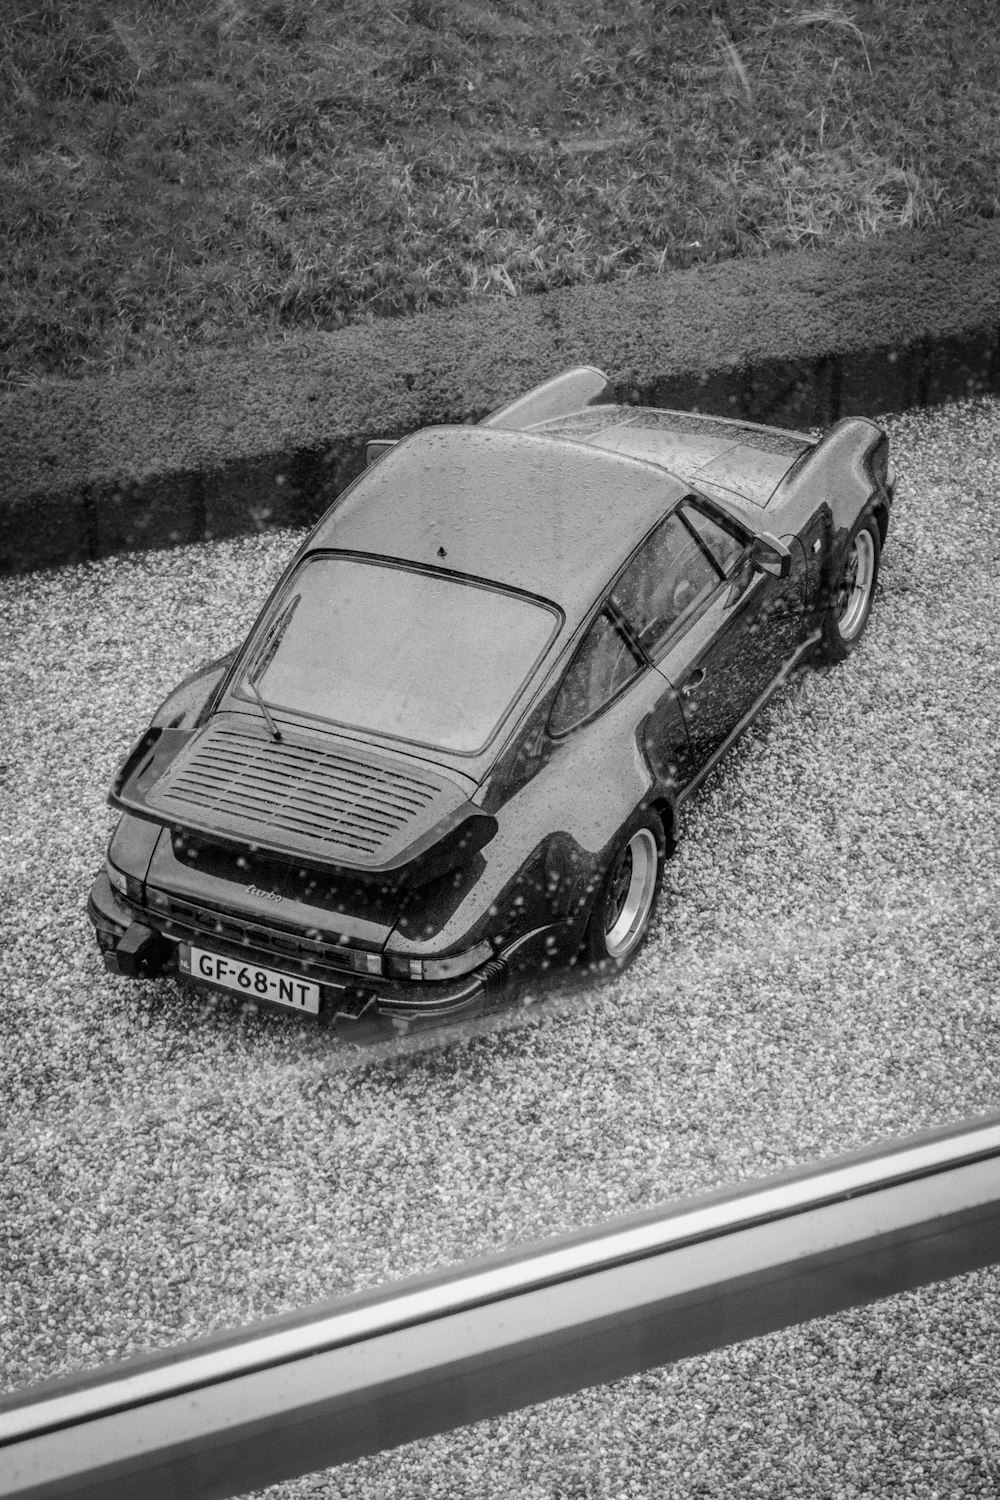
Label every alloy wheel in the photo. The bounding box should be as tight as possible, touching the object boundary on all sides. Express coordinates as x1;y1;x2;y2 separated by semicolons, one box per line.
604;827;660;960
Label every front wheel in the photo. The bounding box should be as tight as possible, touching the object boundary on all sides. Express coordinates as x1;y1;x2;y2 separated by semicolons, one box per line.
585;810;665;973
819;517;881;661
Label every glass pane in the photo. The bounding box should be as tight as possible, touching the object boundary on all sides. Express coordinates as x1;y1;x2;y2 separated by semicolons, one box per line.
681;502;746;576
612;511;721;656
253;556;559;753
550;611;641;735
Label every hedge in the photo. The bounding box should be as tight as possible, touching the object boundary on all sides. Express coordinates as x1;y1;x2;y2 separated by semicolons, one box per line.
2;220;998;573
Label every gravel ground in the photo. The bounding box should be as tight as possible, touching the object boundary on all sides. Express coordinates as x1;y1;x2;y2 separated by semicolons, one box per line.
1;398;999;1498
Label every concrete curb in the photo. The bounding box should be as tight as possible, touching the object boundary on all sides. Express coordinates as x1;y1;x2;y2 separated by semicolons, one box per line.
2;221;998;575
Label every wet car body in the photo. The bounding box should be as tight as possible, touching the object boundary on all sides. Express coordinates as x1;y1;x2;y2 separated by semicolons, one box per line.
88;367;895;1030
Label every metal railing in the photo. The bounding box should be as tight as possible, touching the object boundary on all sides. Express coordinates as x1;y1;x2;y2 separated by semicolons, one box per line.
3;1111;999;1500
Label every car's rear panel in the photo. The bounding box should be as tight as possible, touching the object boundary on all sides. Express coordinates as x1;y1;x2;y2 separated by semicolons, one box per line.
89;831;520;1028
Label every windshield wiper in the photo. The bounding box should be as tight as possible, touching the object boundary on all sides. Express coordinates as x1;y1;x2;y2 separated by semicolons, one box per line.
245;594;301;743
248;673;282;743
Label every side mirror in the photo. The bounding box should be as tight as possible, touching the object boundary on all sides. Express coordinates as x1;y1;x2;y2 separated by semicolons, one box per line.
365;439;397;467
750;532;792;579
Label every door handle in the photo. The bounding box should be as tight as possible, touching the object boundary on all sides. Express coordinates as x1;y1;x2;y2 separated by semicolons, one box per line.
680;667;705;696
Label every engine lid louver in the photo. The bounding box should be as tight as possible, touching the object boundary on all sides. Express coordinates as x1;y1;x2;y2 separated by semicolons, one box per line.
135;718;475;872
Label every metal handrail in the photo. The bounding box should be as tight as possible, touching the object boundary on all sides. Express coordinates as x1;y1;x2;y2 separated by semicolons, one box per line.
3;1111;999;1500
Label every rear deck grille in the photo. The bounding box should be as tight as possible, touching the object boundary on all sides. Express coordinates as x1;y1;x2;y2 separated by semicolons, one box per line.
149;722;447;862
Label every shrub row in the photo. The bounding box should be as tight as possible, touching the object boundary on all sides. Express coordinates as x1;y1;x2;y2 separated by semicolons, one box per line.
2;221;998;573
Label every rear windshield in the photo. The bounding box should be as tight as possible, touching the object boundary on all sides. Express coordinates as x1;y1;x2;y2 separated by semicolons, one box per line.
246;555;560;754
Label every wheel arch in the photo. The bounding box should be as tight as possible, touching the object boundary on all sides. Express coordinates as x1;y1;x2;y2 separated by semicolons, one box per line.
646;793;678;860
583;803;670;969
872;499;890;548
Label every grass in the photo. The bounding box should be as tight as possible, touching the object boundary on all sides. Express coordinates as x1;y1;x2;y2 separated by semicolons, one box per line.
1;0;998;387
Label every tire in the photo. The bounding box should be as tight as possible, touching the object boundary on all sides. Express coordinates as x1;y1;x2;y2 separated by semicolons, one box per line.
819;517;881;662
585;810;666;973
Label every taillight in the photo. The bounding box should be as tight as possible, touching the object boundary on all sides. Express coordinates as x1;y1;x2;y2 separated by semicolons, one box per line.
106;858;145;906
384;940;492;982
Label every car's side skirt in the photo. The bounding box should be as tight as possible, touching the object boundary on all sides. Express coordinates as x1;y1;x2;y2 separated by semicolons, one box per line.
676;629;822;812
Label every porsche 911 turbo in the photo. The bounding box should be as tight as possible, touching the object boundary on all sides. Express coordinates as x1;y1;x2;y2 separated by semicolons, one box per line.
88;366;894;1030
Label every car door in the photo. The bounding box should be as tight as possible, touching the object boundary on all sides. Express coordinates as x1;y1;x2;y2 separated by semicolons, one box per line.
613;497;804;778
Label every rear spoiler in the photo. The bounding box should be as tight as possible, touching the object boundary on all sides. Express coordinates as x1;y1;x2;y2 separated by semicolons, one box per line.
109;723;497;888
364;367;615;464
365;438;397;466
480;365;614;430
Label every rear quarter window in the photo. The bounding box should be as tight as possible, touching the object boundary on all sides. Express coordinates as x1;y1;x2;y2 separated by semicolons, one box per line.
549;611;642;736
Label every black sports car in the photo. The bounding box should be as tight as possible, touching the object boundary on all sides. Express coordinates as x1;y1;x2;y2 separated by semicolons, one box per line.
88;367;895;1029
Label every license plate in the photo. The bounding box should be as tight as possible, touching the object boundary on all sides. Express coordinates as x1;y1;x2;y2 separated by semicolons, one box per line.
179;944;321;1016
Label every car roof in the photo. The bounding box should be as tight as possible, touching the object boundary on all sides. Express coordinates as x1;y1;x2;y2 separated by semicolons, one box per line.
529;406;812;508
310;425;689;619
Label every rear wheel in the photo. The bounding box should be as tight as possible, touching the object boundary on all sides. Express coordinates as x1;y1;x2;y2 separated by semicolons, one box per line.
585;810;665;973
820;517;880;661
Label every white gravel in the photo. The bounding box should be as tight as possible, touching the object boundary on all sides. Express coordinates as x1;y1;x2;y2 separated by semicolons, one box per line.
1;398;999;1498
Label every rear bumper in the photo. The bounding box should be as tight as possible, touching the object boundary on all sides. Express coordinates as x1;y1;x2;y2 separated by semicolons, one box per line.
88;873;549;1027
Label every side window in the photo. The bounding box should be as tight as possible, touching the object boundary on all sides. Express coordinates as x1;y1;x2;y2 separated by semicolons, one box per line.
549;610;642;735
611;501;750;659
611;509;719;658
680;501;747;577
